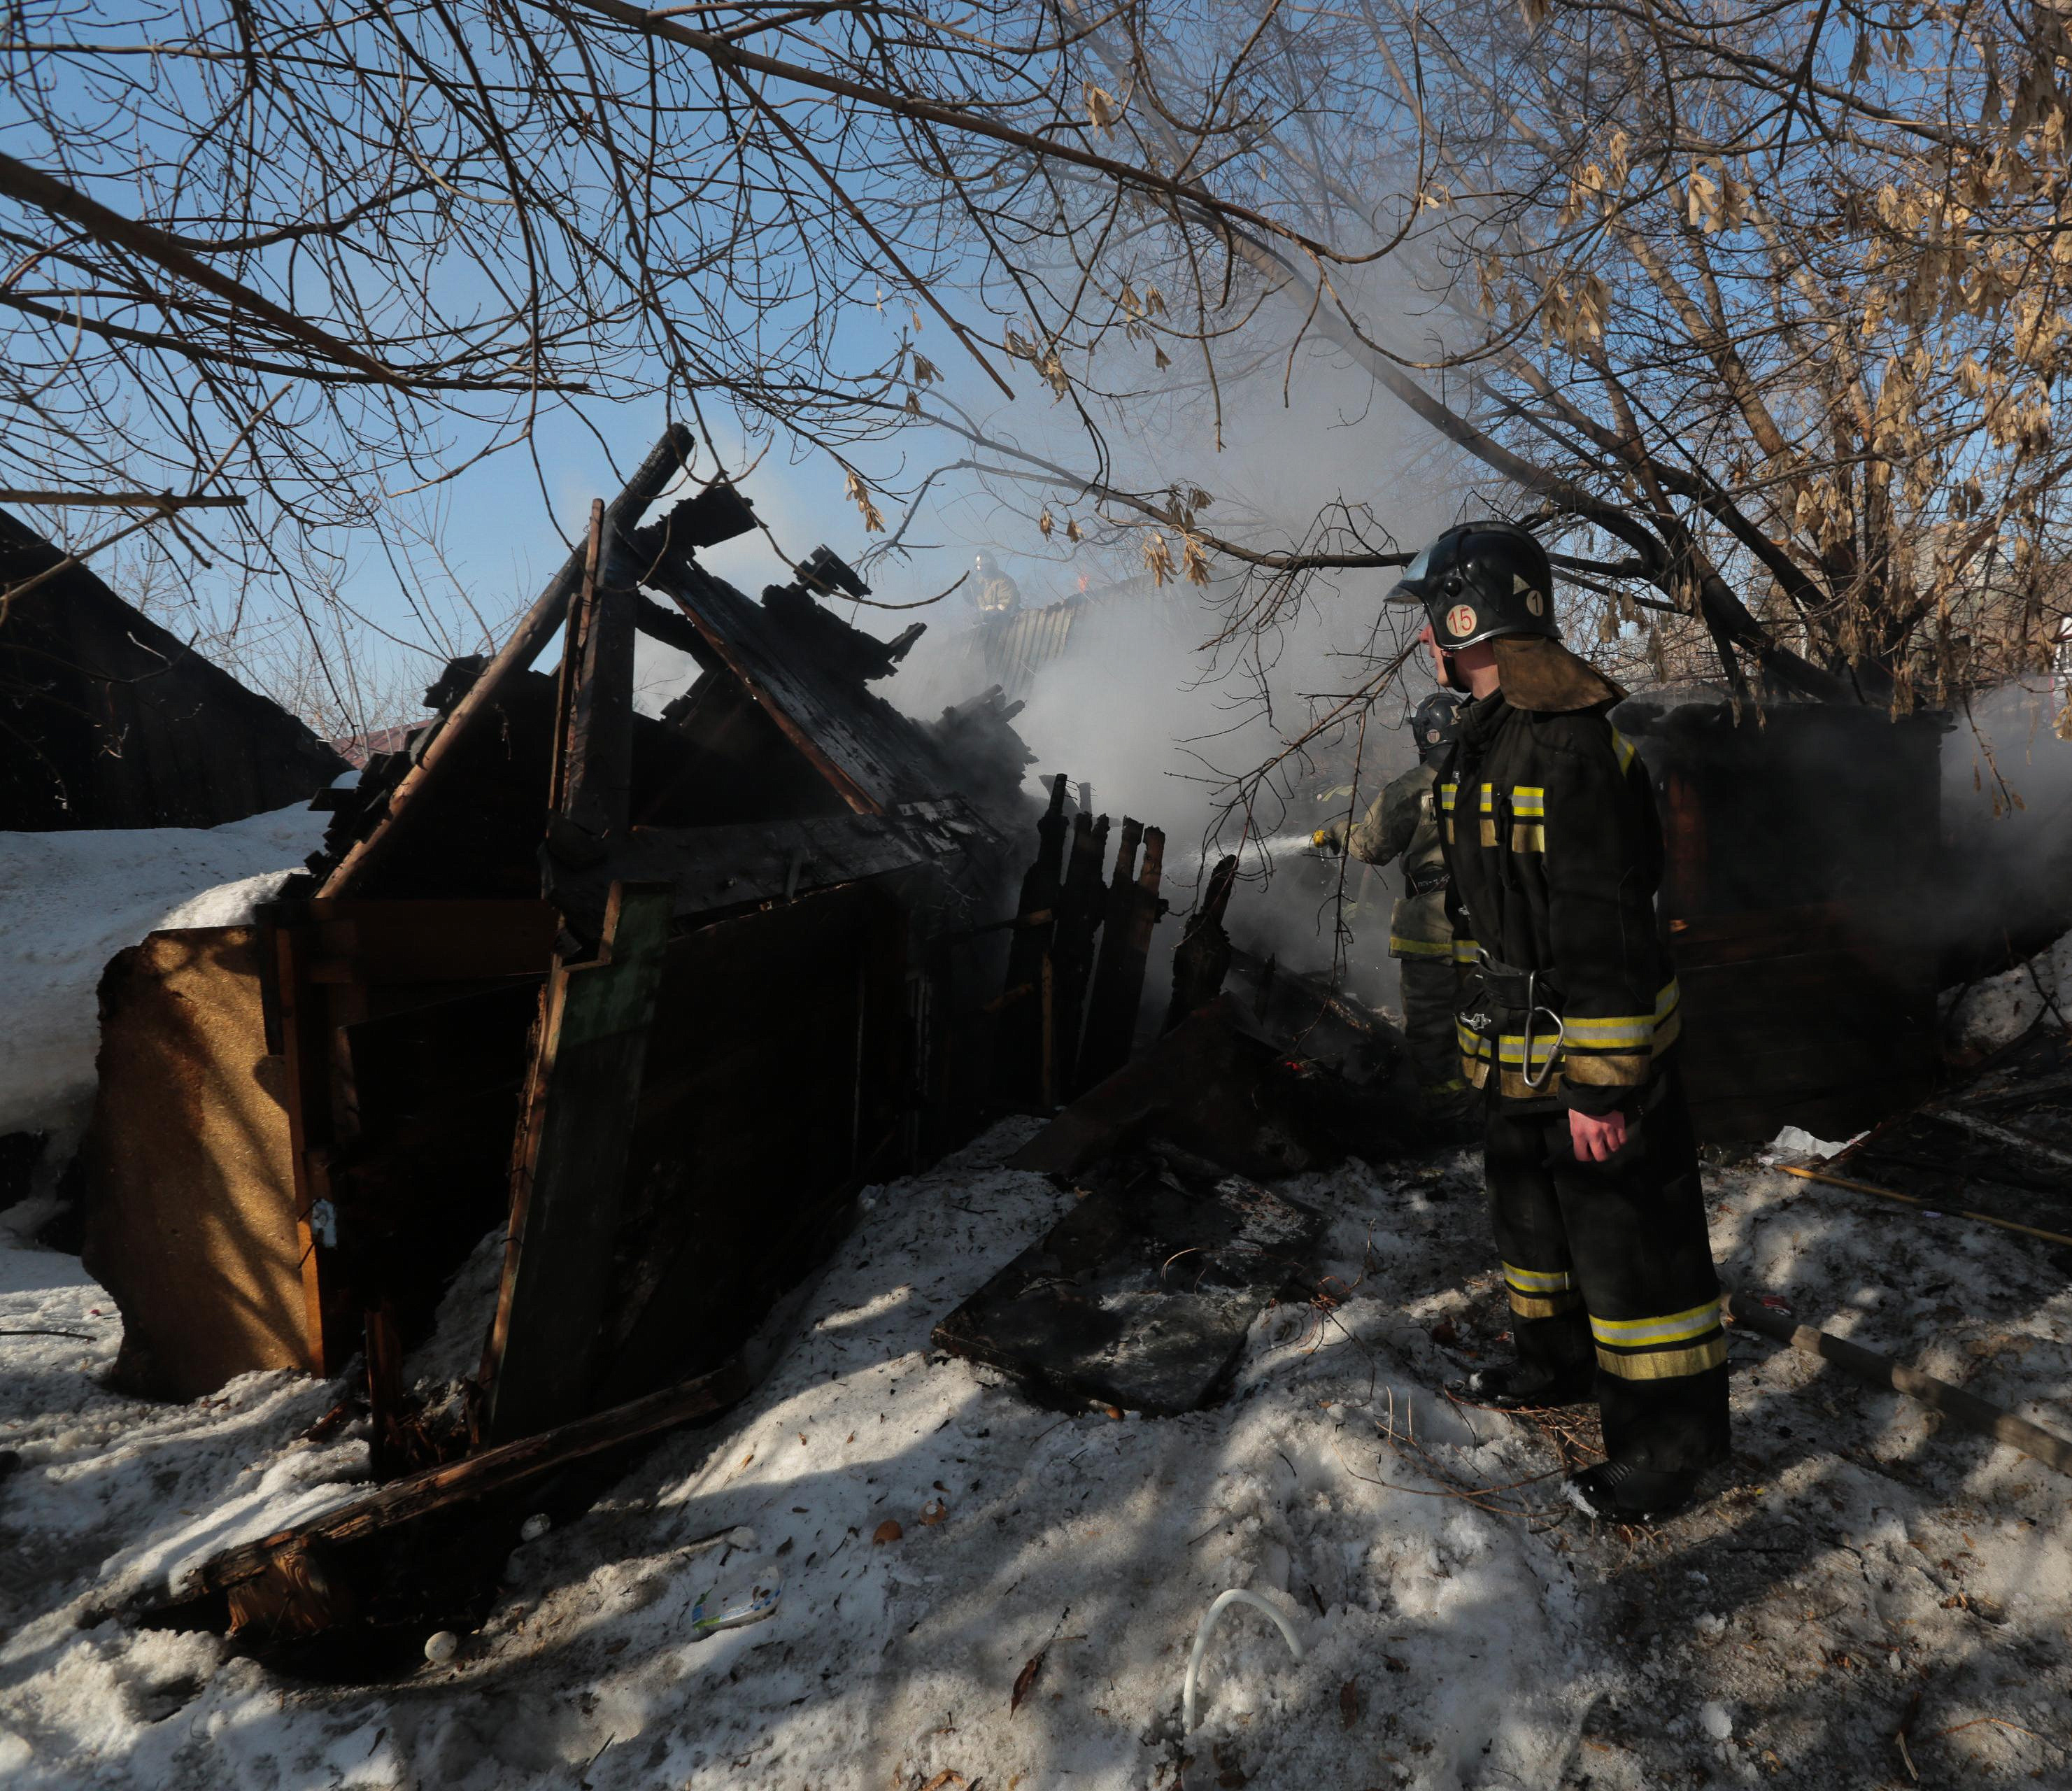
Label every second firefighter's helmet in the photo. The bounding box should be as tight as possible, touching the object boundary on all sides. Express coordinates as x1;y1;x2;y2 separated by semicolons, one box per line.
1411;689;1463;760
1387;521;1559;651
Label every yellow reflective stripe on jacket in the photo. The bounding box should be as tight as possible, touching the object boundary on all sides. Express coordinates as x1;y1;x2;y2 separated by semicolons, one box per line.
1481;784;1544;853
1459;979;1680;1090
1562;981;1681;1053
1438;781;1459;812
1589;1298;1722;1347
1451;936;1480;965
1503;1262;1572;1293
1456;1021;1559;1066
1610;727;1638;774
1389;934;1453;959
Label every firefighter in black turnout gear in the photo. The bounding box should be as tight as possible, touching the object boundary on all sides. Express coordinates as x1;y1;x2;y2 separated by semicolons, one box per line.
1313;692;1476;1138
1389;521;1729;1522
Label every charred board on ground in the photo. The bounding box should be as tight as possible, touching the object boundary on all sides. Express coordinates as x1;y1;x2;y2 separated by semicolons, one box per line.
933;1162;1325;1416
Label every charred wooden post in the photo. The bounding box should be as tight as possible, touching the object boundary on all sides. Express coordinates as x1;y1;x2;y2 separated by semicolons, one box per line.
552;495;639;858
993;774;1070;1107
1163;854;1240;1035
546;500;603;821
481;882;674;1444
1049;812;1111;1103
364;1301;406;1482
1075;824;1167;1093
319;425;691;898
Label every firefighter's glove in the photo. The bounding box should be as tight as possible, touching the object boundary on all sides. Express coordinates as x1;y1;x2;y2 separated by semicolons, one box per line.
1312;823;1348;854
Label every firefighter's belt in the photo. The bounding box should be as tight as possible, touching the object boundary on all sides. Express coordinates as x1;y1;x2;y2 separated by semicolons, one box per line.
1466;950;1562;1014
1459;950;1566;1091
1403;861;1451;898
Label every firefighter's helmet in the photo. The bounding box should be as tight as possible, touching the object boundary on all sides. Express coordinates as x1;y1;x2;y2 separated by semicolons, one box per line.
1387;521;1559;651
1411;690;1463;760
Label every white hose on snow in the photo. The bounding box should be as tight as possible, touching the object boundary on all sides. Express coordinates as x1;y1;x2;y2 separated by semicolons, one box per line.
1182;1589;1307;1732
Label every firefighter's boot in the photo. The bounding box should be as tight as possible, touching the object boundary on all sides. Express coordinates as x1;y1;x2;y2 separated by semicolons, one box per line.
1563;1459;1701;1522
1449;1359;1596;1410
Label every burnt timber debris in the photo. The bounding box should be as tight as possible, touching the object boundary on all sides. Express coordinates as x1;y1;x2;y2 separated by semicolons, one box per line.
932;1160;1326;1417
990;773;1173;1108
1163;854;1240;1035
1782;1017;2072;1259
0;506;348;830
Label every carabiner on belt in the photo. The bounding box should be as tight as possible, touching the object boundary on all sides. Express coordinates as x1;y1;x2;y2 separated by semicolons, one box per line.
1477;947;1566;1091
1519;998;1566;1091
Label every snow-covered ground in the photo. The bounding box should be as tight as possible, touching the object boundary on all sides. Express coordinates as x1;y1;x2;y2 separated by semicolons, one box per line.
1943;928;2072;1058
3;1115;2069;1790
0;802;334;1175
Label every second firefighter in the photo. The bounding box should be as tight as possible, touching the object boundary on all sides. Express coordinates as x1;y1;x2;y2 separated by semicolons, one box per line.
1314;691;1478;1138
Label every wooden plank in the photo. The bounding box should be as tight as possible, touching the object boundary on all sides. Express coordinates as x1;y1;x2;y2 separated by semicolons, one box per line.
656;585;884;816
301;900;559;984
995;774;1069;1107
1777;1166;2072;1250
320;426;690;898
590;884;906;1405
644;543;965;812
556;495;638;846
1659;769;1707;919
1727;1290;2072;1478
1921;1105;2072;1175
481;883;674;1443
1048;812;1109;1102
1077;822;1166;1093
547;499;603;818
1163;854;1238;1034
272;914;341;1373
176;1356;751;1627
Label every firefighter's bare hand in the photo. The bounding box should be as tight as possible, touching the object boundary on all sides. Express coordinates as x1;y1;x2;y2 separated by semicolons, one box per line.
1568;1108;1628;1163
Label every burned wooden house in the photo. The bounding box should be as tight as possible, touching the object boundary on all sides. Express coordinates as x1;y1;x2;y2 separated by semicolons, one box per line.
1616;695;1948;1145
0;507;347;830
79;428;1030;1448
